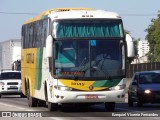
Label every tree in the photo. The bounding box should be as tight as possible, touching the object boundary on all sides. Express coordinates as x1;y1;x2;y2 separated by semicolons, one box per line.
145;11;160;62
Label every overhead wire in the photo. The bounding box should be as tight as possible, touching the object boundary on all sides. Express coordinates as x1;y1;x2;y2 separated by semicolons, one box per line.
0;11;159;16
0;12;38;15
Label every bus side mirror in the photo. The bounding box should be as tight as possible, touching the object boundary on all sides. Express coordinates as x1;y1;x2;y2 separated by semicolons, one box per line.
46;35;53;58
126;34;135;57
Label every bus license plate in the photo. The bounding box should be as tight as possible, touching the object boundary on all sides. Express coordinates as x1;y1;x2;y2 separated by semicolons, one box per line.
85;95;97;99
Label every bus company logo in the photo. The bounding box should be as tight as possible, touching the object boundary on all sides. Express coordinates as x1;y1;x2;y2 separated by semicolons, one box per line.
88;85;94;90
26;53;34;63
71;82;85;86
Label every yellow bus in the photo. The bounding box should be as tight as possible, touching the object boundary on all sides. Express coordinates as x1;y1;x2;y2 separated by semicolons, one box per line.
21;8;135;111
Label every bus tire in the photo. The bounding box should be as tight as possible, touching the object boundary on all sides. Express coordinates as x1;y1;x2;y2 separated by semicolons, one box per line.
44;83;58;111
105;102;115;112
48;102;58;111
27;83;37;107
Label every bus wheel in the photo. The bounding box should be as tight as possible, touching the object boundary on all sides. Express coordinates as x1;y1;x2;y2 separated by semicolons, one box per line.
48;102;58;111
44;83;58;111
105;102;115;112
27;85;37;107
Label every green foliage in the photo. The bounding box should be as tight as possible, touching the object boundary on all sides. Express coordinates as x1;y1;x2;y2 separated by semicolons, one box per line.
145;11;160;62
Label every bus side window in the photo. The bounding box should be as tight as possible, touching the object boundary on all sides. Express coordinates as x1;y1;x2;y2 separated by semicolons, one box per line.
42;19;48;47
28;23;33;48
33;19;48;48
21;26;25;48
25;25;29;48
33;22;37;48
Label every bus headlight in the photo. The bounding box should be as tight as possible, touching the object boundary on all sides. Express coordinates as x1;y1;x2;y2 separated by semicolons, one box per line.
54;85;72;91
114;86;121;90
110;84;126;90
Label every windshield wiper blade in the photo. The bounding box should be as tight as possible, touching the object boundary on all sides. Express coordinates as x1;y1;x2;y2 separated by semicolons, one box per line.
72;74;79;80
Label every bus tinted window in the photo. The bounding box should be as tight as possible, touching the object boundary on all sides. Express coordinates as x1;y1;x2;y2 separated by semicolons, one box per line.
53;20;123;38
22;19;48;48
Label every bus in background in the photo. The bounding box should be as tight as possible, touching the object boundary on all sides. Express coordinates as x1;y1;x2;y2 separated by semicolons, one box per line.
21;8;135;111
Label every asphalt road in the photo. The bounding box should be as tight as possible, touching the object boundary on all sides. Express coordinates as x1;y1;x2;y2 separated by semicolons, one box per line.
0;95;160;120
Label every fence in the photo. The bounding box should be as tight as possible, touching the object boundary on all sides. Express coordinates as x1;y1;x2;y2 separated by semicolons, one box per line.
126;62;160;78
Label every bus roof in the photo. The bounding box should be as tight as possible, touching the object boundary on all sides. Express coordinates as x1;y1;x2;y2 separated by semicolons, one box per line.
49;10;121;20
23;8;121;25
23;8;92;24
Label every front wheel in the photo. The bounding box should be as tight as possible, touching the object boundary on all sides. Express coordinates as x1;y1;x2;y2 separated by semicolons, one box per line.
48;102;58;111
105;102;115;112
45;83;58;111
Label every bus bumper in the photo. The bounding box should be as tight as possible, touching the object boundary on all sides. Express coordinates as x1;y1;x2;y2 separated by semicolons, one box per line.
50;89;126;103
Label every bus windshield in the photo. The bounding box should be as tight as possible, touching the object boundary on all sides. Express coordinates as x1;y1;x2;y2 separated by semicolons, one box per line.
54;40;123;80
53;20;123;38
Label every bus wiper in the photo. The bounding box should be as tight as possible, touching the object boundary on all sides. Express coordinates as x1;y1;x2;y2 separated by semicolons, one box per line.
80;57;87;66
71;57;88;80
72;73;79;80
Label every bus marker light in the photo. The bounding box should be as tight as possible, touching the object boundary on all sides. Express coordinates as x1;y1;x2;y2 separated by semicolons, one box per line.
115;86;120;90
0;82;5;86
55;95;59;98
121;94;125;98
117;95;120;98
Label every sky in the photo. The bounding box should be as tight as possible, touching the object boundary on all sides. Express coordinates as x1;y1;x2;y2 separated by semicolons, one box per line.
0;0;160;42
